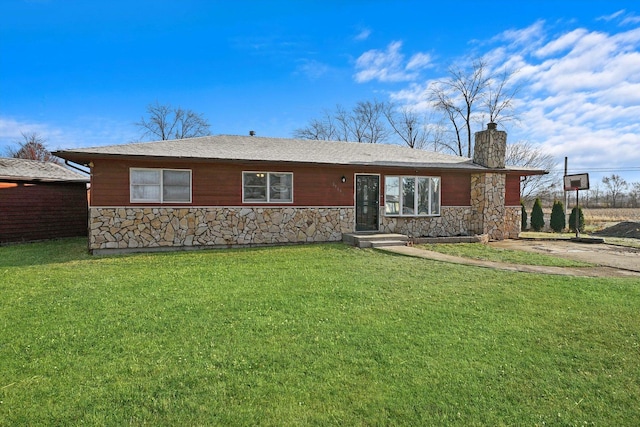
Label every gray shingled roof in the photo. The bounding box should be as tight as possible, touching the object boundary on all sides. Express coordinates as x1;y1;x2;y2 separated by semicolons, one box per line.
54;135;488;169
0;157;89;182
53;135;544;173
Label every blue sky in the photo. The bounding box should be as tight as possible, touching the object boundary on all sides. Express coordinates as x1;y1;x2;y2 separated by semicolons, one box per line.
2;0;640;186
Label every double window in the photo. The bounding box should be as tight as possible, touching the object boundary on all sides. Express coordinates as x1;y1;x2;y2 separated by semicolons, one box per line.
243;172;293;203
384;176;440;216
130;168;191;203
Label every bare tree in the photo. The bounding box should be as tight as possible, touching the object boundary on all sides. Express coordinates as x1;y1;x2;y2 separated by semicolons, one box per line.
430;80;465;156
484;68;520;125
505;140;556;201
430;59;519;158
588;184;602;208
431;59;489;157
293;110;340;141
384;104;430;149
628;182;640;208
136;102;211;141
7;132;61;163
602;174;628;208
294;100;390;144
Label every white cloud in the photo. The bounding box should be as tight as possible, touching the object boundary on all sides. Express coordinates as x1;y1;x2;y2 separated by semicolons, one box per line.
406;52;432;70
535;28;588;57
388;20;640;181
354;28;371;41
493;20;546;54
296;59;330;80
0;117;64;154
621;14;640;25
0;115;137;156
354;41;431;83
597;9;640;26
597;9;625;22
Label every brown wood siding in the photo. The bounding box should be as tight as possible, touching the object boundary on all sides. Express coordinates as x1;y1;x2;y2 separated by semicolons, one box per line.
90;159;474;207
505;174;521;206
0;182;88;243
440;172;471;206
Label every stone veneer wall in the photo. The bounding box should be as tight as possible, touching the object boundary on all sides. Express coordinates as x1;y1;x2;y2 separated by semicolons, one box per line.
89;206;354;252
470;173;507;240
473;125;506;168
504;206;522;239
379;206;473;237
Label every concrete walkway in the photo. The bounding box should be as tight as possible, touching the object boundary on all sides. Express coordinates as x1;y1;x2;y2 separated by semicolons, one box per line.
377;245;640;278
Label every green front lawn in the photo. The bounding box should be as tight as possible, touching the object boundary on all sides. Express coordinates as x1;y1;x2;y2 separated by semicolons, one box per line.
1;239;639;425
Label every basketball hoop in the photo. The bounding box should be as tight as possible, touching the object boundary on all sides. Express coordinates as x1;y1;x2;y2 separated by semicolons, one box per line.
563;173;589;238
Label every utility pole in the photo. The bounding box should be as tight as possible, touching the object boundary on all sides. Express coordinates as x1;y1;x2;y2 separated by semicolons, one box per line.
564;157;569;214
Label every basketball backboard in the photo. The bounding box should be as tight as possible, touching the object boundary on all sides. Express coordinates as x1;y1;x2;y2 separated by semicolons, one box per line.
563;173;589;191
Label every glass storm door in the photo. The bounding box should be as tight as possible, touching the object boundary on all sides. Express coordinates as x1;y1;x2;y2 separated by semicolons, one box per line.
355;175;380;231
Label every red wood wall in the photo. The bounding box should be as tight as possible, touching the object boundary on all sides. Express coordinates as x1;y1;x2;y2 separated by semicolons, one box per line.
505;174;522;206
0;182;88;243
90;158;475;208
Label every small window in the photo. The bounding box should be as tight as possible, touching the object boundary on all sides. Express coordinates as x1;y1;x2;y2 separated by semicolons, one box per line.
243;172;293;203
385;176;440;216
130;168;191;203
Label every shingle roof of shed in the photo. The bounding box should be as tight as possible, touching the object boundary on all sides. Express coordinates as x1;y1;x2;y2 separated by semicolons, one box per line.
0;157;89;182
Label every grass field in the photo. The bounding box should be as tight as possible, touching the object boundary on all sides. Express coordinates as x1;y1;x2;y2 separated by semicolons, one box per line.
1;238;640;425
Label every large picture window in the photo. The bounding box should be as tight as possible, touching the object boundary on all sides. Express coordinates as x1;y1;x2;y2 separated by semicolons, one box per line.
243;172;293;203
130;168;191;203
384;176;440;216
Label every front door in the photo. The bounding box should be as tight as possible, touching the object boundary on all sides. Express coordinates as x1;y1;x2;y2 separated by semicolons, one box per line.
355;174;380;232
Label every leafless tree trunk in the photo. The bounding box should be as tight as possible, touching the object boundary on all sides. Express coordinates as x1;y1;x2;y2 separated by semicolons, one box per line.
431;59;489;157
431;83;465;156
6;132;61;163
135;102;211;141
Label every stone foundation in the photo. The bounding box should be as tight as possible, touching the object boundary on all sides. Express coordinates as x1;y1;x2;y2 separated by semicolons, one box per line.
504;206;522;239
380;207;473;237
89;206;354;252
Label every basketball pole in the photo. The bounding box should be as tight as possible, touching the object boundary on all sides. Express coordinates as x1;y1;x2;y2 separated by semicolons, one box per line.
564;157;569;214
575;188;579;238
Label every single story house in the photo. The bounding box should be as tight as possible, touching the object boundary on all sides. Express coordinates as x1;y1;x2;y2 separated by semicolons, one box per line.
53;125;545;254
0;157;89;243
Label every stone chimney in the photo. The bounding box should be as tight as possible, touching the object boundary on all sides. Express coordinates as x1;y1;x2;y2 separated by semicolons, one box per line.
473;122;506;168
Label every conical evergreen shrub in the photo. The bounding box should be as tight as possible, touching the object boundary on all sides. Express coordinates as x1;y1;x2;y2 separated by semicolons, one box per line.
530;198;545;232
549;200;566;233
521;201;528;231
568;206;585;233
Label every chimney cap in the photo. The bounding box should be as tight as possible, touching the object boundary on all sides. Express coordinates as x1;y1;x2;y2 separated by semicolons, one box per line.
249;130;256;136
487;122;497;130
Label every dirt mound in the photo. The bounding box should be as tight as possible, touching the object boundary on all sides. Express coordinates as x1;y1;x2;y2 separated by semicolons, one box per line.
592;221;640;239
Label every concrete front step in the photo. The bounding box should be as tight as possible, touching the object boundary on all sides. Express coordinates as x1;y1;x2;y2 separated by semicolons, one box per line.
343;233;408;248
368;240;408;248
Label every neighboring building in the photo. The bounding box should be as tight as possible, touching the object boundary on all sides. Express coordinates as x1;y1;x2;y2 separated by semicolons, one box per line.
54;126;545;254
0;157;89;243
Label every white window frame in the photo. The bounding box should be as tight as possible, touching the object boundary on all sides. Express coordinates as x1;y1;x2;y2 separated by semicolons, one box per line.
130;168;192;203
384;175;440;217
242;171;294;204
